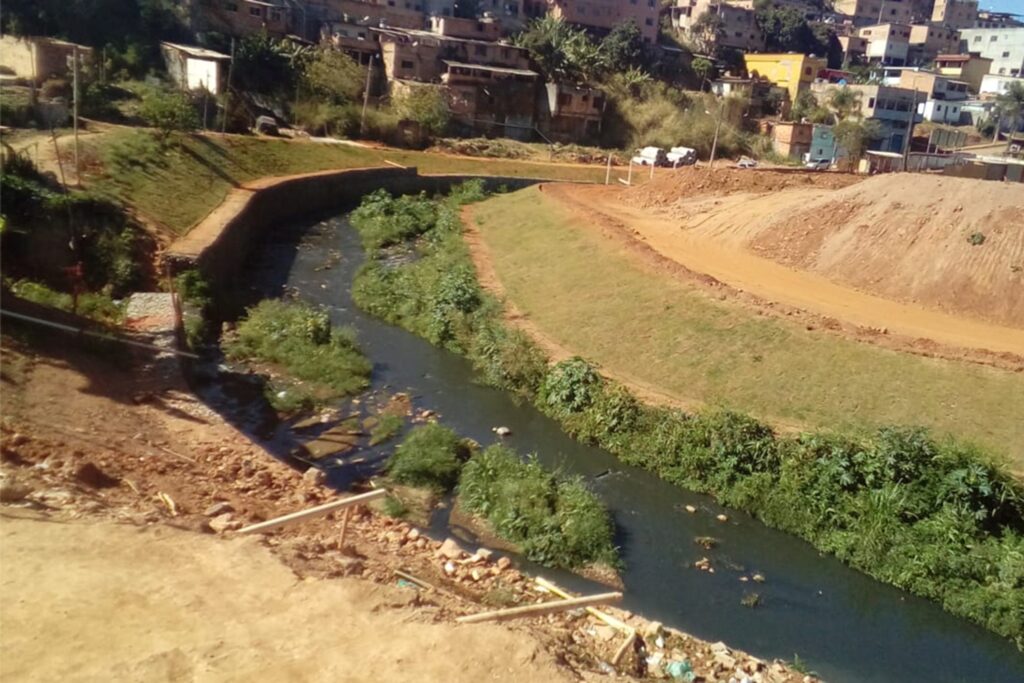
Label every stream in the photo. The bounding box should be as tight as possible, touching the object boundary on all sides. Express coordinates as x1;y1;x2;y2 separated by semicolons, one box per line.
196;211;1024;683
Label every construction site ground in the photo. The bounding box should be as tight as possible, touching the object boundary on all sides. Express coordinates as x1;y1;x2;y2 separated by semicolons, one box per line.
0;323;812;683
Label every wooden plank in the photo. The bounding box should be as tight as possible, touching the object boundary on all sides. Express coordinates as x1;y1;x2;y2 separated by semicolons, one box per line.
237;489;387;534
611;631;637;666
456;591;622;624
535;577;631;632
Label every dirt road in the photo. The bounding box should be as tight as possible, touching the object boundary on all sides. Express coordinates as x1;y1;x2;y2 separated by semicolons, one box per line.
547;182;1024;358
0;512;572;683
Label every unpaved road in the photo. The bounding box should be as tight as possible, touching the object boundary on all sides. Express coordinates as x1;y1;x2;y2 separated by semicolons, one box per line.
0;512;573;683
548;183;1024;358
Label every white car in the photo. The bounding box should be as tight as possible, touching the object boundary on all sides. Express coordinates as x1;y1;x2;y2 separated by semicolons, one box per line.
667;146;698;167
805;159;831;171
736;156;758;169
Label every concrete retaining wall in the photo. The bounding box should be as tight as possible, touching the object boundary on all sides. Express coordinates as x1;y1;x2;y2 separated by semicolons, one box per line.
164;166;547;292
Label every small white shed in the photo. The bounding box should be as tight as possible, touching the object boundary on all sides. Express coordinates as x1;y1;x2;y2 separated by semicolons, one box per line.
161;42;231;94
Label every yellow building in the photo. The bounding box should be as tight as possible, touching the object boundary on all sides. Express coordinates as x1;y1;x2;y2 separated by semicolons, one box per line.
743;53;827;104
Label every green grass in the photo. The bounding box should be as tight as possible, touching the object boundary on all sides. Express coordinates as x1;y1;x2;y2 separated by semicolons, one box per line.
6;279;126;326
472;188;1024;468
222;299;370;412
82;129;608;234
387;423;465;492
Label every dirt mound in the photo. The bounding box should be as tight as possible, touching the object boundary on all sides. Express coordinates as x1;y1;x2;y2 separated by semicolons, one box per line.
628;167;861;208
718;175;1023;327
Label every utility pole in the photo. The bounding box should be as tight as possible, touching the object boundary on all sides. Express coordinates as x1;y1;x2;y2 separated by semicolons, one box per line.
902;87;919;172
222;37;235;135
72;46;80;183
202;79;209;131
707;98;725;171
360;55;374;138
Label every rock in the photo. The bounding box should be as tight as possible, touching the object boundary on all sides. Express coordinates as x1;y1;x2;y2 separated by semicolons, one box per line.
0;479;33;503
593;625;617;642
496;556;512;571
302;468;326;486
406;528;420;542
209;513;240;533
470;568;483;582
437;537;465;560
74;462;118;489
443;561;457;576
8;433;27;447
752;573;766;583
710;641;729;655
716;513;729;522
684;505;697;513
714;652;737;670
336;556;364;577
493;426;512;437
643;620;664;638
475;547;494;562
203;501;234;517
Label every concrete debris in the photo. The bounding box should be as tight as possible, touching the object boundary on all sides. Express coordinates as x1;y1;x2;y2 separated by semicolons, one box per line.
203;501;234;517
209;513;241;533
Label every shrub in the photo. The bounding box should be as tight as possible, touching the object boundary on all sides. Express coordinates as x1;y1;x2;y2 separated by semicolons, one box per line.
140;89;198;143
540;357;602;416
459;444;618;568
7;279;125;325
350;189;439;251
968;232;986;246
469;319;548;397
388;423;465;491
224;300;370;411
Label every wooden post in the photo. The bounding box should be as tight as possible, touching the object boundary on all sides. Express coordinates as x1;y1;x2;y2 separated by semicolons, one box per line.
238;489;386;534
221;38;234;135
72;46;80;183
649;160;655;180
605;154;612;185
339;505;354;547
456;591;622;624
611;631;637;666
535;577;630;631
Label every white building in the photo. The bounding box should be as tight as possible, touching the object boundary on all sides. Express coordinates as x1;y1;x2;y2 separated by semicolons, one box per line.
959;27;1024;76
160;42;230;93
919;99;964;124
859;23;912;65
980;73;1024;95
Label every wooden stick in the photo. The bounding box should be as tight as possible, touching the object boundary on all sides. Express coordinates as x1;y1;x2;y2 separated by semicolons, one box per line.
535;577;631;632
339;506;353;547
238;489;386;534
611;631;637;666
456;592;622;624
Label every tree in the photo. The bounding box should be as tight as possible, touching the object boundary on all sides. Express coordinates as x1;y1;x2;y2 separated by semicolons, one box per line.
601;20;645;73
394;87;450;137
692;56;714;91
140;89;198;142
234;32;304;98
303;48;364;105
825;85;863;122
834;118;880;166
755;7;828;56
992;81;1024;147
790;89;831;123
691;12;725;55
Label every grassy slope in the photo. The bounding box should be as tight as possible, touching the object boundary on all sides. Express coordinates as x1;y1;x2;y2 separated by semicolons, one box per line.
83;130;607;234
472;187;1024;466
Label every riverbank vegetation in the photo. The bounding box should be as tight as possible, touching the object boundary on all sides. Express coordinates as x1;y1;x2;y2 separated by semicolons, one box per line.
223;300;370;412
385;423;619;571
78;130;608;235
351;184;1024;648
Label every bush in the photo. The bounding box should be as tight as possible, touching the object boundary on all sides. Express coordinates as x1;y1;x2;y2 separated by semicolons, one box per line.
224;300;370;411
369;413;404;446
460;444;618;568
968;232;986;246
140;88;198;143
6;278;125;325
540;357;602;416
388;423;465;491
350;189;439;251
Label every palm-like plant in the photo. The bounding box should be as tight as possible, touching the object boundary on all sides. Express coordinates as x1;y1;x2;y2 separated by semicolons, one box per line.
825;85;862;123
992;81;1024;148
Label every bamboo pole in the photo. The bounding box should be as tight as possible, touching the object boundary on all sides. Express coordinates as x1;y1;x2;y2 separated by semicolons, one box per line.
456;591;622;624
611;631;637;666
238;489;386;534
339;506;353;547
534;577;631;631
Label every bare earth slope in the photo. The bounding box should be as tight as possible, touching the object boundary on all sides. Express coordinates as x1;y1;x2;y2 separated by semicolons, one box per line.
0;513;572;683
623;170;1024;328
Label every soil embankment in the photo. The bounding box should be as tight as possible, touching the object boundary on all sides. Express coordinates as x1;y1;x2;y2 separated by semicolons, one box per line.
545;172;1024;361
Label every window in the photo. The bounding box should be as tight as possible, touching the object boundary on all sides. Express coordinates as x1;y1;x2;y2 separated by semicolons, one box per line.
593;96;604;109
270;10;281;21
868;96;876;107
249;6;261;16
1003;51;1010;58
735;31;743;37
973;36;981;42
401;60;414;69
990;35;998;41
804;67;812;75
475;44;487;56
646;17;654;26
648;0;655;6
